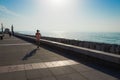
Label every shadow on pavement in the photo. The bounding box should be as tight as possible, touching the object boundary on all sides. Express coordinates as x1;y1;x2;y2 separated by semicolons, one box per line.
22;48;37;60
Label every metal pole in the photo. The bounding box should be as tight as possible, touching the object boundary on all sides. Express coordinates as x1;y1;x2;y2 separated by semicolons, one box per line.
11;25;14;35
1;23;3;34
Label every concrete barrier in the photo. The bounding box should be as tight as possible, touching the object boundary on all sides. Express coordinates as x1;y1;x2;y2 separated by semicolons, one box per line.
14;33;120;68
42;37;120;55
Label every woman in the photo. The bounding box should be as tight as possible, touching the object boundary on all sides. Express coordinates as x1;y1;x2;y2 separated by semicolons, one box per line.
35;30;41;48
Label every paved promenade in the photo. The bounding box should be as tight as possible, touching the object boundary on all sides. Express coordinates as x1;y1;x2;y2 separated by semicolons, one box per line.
0;34;120;80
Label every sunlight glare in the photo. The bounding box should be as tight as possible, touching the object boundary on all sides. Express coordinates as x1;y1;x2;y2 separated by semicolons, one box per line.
52;31;65;38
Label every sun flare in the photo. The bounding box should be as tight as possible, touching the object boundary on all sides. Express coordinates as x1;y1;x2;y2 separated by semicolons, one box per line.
51;0;65;4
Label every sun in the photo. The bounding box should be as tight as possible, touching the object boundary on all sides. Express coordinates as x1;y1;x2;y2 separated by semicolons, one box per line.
50;0;68;6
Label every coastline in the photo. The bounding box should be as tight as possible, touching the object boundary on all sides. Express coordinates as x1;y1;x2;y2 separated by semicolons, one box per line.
17;31;120;45
15;32;120;55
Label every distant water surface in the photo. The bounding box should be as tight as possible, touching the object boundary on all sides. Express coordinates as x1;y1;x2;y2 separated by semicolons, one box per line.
18;31;120;45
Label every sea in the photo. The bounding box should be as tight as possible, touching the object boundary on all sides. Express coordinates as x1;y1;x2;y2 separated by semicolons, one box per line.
17;31;120;45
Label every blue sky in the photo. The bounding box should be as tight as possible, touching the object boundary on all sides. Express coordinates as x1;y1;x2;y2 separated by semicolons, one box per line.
0;0;120;32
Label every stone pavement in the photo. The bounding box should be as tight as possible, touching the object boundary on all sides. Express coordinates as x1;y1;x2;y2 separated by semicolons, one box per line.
0;34;120;80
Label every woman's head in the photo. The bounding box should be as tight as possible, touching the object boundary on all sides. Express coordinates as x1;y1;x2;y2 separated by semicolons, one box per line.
37;30;39;32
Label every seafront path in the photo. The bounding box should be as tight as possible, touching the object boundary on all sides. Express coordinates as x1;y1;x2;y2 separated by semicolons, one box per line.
0;34;120;80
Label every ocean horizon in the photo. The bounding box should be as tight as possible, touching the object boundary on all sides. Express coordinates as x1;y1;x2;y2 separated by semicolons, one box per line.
17;31;120;45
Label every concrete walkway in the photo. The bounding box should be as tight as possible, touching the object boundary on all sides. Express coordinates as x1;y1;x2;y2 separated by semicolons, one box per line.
0;34;119;80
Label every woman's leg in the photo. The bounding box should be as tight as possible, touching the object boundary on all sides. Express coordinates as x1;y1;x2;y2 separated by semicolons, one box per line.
36;40;40;48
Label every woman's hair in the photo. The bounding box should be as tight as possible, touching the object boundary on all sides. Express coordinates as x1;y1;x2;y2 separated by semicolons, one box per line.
37;30;39;32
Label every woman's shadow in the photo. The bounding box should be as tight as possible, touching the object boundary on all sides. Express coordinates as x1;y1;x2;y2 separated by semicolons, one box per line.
22;48;37;60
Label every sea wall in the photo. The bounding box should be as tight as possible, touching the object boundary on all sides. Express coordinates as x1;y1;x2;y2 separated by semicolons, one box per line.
41;37;120;55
